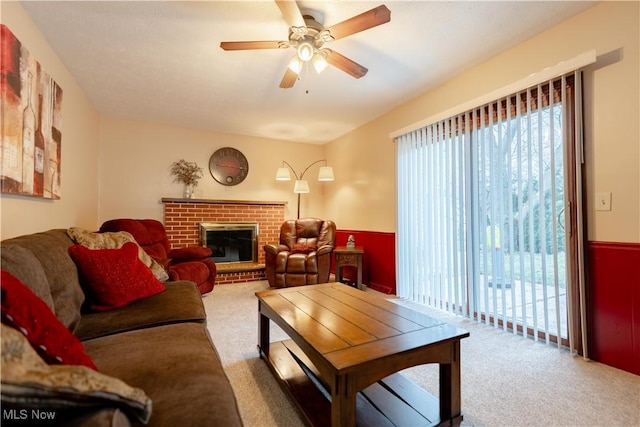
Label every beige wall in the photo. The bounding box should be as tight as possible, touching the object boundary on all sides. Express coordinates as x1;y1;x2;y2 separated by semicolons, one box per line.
323;118;396;232
325;1;640;242
2;2;638;244
98;118;327;224
0;2;100;240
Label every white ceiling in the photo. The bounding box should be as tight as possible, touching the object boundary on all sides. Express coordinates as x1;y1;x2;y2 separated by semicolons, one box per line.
21;0;596;144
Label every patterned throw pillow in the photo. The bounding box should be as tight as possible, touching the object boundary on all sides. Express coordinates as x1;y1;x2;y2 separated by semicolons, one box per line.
0;271;97;370
67;227;169;282
1;324;152;423
68;242;165;312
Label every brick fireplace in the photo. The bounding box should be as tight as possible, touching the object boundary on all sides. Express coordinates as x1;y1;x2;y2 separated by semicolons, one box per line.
161;198;286;284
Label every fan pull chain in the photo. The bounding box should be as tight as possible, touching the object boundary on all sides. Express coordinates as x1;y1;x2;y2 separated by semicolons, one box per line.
302;60;311;94
304;62;311;95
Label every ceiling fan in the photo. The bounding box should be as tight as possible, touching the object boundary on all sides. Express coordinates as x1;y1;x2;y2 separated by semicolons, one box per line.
220;1;391;88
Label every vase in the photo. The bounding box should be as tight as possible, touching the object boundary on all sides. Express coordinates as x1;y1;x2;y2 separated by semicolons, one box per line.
183;184;195;199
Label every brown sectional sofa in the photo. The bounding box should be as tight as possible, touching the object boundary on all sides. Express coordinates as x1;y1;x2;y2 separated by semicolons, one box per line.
1;229;243;426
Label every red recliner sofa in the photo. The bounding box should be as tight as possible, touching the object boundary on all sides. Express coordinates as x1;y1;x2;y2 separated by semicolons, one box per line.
100;219;216;295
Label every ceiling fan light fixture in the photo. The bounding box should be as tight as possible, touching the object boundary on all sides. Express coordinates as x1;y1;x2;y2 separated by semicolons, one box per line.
297;39;314;62
312;51;328;73
220;3;392;90
287;56;302;74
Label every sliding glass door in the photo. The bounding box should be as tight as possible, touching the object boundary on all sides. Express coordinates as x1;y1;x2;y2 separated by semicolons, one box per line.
397;74;582;349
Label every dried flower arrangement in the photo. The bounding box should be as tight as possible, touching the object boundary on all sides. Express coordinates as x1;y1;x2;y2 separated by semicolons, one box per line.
170;160;203;186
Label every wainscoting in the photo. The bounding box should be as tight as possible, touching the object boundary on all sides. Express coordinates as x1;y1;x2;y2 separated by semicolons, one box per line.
334;229;396;295
588;241;640;375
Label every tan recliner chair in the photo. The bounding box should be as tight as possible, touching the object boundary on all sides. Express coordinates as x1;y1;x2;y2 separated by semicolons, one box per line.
264;218;336;288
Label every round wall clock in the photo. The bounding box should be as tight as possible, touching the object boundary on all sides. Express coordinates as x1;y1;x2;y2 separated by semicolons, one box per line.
209;147;249;186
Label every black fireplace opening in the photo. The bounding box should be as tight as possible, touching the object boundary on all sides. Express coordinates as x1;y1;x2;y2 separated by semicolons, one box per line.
200;222;258;264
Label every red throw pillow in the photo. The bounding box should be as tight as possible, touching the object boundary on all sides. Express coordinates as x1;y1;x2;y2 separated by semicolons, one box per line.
68;242;165;312
291;243;317;254
0;270;98;370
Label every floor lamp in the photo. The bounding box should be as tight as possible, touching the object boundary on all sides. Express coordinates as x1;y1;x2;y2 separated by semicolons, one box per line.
275;159;335;219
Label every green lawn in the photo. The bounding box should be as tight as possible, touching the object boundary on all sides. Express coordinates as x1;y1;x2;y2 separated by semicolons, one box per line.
480;250;567;288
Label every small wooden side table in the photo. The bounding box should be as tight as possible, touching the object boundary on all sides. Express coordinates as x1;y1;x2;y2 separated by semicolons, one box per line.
334;246;364;290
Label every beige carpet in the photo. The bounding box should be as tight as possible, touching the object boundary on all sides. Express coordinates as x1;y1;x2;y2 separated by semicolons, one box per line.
203;281;640;427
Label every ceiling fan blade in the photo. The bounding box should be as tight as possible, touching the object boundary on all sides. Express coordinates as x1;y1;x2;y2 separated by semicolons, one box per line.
325;5;391;41
275;0;306;32
279;68;298;88
324;49;368;79
220;41;288;50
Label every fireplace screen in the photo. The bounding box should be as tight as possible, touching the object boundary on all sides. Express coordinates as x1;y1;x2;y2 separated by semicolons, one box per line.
200;222;258;264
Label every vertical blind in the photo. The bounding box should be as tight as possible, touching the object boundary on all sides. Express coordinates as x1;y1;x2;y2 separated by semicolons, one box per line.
397;73;585;351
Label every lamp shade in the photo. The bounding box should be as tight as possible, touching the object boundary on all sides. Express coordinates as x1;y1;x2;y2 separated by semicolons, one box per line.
297;39;314;61
317;166;334;181
312;52;328;73
287;56;302;74
275;167;291;181
293;180;310;193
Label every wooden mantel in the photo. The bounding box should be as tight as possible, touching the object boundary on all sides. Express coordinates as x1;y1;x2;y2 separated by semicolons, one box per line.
161;198;287;206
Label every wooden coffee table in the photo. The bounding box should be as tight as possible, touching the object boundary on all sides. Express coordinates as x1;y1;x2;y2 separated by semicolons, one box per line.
255;283;469;427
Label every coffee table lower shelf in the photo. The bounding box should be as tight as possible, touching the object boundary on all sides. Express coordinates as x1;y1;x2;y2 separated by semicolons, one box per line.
260;339;458;427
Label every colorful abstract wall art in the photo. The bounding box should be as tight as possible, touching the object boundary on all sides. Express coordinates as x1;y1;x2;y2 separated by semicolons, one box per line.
1;24;63;199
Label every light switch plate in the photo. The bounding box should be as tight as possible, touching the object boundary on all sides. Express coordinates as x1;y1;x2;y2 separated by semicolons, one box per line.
595;192;612;211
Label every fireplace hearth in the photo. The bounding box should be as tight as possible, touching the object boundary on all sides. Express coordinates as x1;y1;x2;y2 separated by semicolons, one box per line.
162;198;286;283
200;222;258;265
